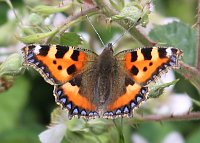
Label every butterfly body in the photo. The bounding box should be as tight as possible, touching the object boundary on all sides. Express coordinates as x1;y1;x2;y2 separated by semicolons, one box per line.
22;43;183;119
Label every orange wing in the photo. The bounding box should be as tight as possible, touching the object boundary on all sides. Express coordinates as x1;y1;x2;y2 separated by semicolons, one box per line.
22;45;97;85
102;46;183;118
53;75;99;119
115;47;183;85
104;80;148;118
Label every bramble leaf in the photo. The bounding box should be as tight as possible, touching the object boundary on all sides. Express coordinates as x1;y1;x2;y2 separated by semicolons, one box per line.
149;21;196;66
60;32;82;46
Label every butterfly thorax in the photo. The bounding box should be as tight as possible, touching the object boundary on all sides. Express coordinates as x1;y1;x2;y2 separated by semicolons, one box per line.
98;43;114;74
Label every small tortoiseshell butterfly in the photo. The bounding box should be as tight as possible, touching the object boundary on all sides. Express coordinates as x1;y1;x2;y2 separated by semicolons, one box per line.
22;43;183;119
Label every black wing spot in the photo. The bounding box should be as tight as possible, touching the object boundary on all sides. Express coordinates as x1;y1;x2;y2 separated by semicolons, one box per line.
158;48;167;58
57;65;62;70
143;67;147;72
149;62;153;66
130;51;138;62
141;48;152;60
53;60;57;64
71;50;80;61
69;75;82;87
131;66;139;75
125;77;135;86
39;45;50;56
55;45;69;58
28;45;36;50
67;64;77;75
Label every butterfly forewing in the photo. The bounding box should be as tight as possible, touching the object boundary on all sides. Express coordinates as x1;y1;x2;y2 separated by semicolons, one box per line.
22;45;97;85
115;47;183;85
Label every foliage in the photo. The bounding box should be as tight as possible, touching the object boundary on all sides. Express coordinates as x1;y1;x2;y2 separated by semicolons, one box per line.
149;21;196;66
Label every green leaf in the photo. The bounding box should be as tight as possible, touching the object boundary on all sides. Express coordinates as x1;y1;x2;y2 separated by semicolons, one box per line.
0;76;30;131
0;2;8;25
111;2;143;22
18;29;58;44
186;127;200;143
111;1;150;27
60;32;82;46
0;20;17;46
113;119;125;143
32;4;72;16
0;127;40;143
148;79;179;98
149;21;197;66
0;53;23;76
191;98;200;107
28;13;43;25
109;0;124;11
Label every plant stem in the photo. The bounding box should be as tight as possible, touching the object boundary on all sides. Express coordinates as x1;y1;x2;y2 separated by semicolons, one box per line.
6;0;22;25
176;61;200;93
113;119;125;143
46;5;99;43
95;0;156;46
135;112;200;122
197;0;200;70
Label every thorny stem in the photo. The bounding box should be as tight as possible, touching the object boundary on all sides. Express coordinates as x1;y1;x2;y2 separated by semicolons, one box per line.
134;112;200;122
197;0;200;71
175;62;200;93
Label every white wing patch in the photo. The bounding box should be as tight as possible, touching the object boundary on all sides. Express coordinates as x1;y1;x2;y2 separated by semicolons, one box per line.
34;45;42;55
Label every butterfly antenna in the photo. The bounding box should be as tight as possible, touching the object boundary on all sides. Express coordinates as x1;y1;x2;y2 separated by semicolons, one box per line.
86;15;105;47
112;17;142;47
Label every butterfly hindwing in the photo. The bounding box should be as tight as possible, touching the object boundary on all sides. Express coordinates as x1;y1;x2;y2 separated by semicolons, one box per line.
103;75;148;118
22;45;97;85
115;47;183;85
54;74;99;118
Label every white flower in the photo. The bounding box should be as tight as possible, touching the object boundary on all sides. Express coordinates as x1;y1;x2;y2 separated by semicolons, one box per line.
39;108;68;143
152;93;192;115
39;123;67;143
162;131;184;143
132;133;149;143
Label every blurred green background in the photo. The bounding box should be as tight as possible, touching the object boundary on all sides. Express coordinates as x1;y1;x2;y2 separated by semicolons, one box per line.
0;0;199;143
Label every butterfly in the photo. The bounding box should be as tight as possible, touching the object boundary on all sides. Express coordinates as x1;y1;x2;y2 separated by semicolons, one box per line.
22;43;183;119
